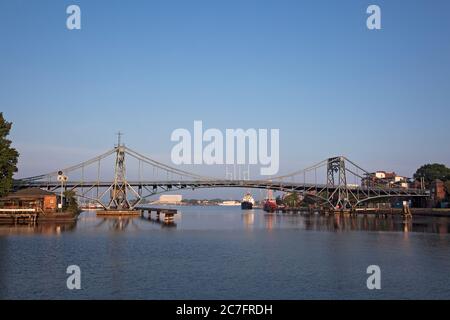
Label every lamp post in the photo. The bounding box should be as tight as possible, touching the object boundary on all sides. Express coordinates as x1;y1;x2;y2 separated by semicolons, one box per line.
57;171;68;212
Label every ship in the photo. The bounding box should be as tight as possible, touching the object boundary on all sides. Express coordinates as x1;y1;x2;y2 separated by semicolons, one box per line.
263;199;277;212
218;200;241;206
241;193;255;210
80;202;104;211
263;190;277;212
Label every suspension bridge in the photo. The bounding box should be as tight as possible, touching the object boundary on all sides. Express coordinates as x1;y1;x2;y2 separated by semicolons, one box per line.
13;141;428;212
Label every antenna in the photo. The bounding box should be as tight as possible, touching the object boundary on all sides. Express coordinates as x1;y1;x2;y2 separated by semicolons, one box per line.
116;131;123;147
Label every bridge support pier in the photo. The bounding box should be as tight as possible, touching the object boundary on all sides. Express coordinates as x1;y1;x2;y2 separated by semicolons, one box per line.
97;210;140;217
139;207;178;224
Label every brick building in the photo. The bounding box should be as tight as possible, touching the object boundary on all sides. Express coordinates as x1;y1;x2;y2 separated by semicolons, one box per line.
0;188;58;213
430;179;446;207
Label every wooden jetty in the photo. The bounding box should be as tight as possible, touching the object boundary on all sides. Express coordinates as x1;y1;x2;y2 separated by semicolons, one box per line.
0;209;38;223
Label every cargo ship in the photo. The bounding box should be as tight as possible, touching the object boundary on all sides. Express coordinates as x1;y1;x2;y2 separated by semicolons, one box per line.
241;193;255;210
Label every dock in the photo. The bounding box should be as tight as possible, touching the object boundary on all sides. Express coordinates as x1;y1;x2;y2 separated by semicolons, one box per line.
139;207;178;224
263;206;450;218
94;207;179;224
0;208;80;224
96;210;141;217
0;209;38;223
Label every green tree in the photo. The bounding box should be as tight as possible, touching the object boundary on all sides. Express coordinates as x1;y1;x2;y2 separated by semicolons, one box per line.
63;190;80;214
0;113;19;197
283;192;301;207
413;163;450;186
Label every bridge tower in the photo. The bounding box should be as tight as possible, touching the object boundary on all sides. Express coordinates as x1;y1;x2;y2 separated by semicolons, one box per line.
107;133;131;210
326;156;350;210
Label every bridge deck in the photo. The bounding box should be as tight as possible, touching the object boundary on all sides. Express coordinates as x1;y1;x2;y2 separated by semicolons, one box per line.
15;179;427;194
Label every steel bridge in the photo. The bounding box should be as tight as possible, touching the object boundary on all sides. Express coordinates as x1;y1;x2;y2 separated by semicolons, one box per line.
13;142;428;211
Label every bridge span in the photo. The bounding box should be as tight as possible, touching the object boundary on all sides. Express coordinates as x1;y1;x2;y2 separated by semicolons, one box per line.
13;143;428;211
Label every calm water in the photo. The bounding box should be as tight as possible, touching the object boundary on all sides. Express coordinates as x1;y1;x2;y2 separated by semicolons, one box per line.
0;206;450;299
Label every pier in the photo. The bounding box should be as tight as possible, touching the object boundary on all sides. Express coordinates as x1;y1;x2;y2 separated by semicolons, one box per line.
0;209;38;223
139;207;178;224
96;210;141;217
263;206;450;218
0;208;78;223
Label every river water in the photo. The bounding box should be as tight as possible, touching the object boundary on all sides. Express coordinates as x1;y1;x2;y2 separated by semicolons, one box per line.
0;206;449;299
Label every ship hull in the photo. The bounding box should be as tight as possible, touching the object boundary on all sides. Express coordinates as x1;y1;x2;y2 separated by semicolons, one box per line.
241;201;253;210
263;201;277;213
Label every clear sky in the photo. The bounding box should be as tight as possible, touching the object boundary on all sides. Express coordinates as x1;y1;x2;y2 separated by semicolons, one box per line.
1;0;449;198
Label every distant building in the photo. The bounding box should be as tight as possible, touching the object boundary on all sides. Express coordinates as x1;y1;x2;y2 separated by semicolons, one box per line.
362;171;410;188
374;171;387;179
158;195;182;204
430;179;445;203
0;188;58;213
392;175;410;188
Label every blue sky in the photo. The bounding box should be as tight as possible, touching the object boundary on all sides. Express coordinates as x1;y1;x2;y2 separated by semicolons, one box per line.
1;0;449;197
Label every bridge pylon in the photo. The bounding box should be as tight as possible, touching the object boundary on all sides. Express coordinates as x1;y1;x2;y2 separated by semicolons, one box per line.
107;144;131;210
326;156;350;210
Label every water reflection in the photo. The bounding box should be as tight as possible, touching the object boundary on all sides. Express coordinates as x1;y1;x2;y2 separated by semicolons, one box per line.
242;212;255;230
96;217;134;231
264;213;274;230
96;216;177;231
0;209;449;235
140;216;177;228
0;221;77;235
261;212;450;234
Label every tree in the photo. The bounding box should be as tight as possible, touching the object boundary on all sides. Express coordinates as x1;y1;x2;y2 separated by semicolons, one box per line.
0;113;19;197
63;190;80;214
283;192;301;207
413;163;450;186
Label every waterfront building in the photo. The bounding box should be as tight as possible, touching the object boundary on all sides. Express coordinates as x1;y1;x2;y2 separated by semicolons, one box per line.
0;188;58;213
